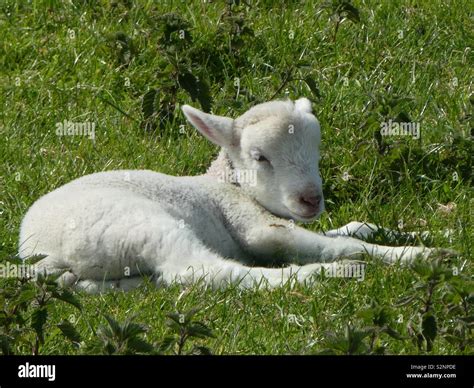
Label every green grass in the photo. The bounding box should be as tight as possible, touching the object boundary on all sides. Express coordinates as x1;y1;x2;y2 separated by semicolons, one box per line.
0;0;472;355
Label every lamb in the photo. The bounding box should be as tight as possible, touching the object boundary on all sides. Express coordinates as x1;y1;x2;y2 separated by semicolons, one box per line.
19;98;449;292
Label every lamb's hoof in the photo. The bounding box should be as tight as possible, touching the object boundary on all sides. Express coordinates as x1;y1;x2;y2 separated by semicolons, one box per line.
404;247;458;262
58;271;78;287
430;248;459;261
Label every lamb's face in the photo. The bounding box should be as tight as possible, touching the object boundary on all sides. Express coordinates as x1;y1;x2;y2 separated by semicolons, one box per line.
182;98;325;222
233;100;324;222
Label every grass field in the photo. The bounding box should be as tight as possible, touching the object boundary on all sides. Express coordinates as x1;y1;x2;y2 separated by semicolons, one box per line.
0;0;472;355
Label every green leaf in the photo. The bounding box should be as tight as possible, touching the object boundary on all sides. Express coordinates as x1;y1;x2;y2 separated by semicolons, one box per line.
142;89;159;120
14;286;37;306
165;321;181;334
346;325;372;354
449;277;474;299
0;334;14;355
44;269;69;284
357;307;375;322
52;288;82;311
158;335;177;353
340;2;360;23
4;255;23;265
321;332;350;354
304;76;321;99
57;320;82;345
94;315;155;354
167;308;200;326
103;315;122;337
413;281;427;291
459;315;474;323
394;295;416;307
373;306;391;326
157;13;191;44
31;308;48;345
394;111;412;123
411;259;431;279
24;254;48;265
383;326;405;340
316;348;338;355
422;314;437;352
109;32;134;66
442;333;463;346
166;312;184;325
178;71;212;112
121;320;147;339
373;346;387;355
184;307;201;324
191;345;212;355
187;322;215;339
127;337;154;354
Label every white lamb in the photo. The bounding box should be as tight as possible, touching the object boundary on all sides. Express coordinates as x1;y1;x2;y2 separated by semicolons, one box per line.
19;98;448;292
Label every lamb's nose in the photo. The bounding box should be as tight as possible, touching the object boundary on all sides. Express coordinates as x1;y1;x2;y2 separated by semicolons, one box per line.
299;194;321;209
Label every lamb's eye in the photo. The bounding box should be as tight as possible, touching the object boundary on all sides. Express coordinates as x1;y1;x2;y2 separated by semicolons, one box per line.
250;149;269;163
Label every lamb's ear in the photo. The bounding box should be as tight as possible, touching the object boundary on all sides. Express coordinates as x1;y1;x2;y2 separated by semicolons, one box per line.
182;105;234;147
294;98;312;114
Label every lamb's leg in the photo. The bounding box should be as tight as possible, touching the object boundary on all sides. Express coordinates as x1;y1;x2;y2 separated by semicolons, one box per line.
155;241;338;289
29;256;145;292
323;221;431;241
246;225;446;265
74;277;145;293
29;214;338;291
324;221;381;239
30;256;78;286
63;256;332;291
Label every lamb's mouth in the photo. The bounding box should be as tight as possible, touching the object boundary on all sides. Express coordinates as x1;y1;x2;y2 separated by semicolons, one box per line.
287;208;320;221
293;212;318;220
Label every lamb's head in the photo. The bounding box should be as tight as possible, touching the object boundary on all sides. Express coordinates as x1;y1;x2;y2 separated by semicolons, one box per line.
182;98;324;222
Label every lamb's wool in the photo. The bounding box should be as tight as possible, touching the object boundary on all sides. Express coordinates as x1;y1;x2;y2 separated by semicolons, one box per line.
19;98;441;293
